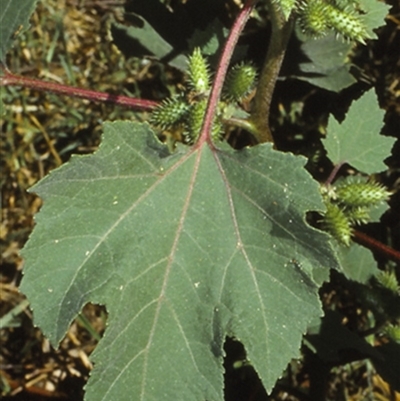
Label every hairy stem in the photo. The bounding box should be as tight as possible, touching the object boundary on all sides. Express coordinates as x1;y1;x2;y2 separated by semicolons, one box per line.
249;1;294;143
198;0;257;147
0;70;158;111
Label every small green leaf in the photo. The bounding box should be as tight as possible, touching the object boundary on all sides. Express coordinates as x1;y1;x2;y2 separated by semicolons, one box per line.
323;90;395;174
335;243;379;283
111;16;187;70
294;29;356;91
187;19;228;57
358;0;391;40
0;0;39;62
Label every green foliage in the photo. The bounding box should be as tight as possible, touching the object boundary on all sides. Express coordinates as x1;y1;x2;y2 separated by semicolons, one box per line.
186;99;208;143
358;0;391;39
187;19;228;56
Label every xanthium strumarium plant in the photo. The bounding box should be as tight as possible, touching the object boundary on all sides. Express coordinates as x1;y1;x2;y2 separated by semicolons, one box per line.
1;0;399;400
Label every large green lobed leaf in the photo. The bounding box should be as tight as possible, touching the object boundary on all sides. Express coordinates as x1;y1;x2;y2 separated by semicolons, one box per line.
0;0;39;62
21;122;339;400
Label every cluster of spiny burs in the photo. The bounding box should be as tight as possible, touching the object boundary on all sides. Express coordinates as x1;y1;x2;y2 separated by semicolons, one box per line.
150;0;370;145
295;0;370;43
321;178;391;246
320;178;398;341
150;48;257;145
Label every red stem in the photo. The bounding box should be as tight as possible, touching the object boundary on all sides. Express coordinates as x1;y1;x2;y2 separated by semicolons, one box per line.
353;229;400;262
197;0;257;147
325;162;346;185
0;70;159;111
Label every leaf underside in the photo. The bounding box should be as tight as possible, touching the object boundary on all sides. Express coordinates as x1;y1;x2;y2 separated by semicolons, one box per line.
21;121;338;401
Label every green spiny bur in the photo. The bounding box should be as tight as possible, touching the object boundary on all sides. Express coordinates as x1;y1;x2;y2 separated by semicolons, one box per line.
320;177;391;245
185;100;223;144
185;100;207;144
187;48;210;94
336;181;391;208
323;202;352;245
326;4;368;43
211;106;224;142
297;0;368;42
298;0;330;37
150;96;189;130
223;63;257;101
375;271;400;295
